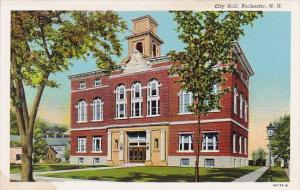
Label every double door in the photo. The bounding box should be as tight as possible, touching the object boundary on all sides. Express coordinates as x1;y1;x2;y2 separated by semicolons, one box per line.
129;147;146;163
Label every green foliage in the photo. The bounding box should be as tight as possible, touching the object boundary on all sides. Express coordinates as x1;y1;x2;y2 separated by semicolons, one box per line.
11;11;126;89
168;11;262;115
10;110;19;135
256;148;267;161
271;115;290;161
64;146;70;162
32;118;49;163
10;141;21;147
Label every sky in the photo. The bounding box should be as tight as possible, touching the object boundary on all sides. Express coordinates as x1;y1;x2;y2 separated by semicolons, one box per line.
25;11;291;153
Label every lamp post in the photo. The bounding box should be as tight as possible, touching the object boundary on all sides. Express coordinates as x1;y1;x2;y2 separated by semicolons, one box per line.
267;122;275;181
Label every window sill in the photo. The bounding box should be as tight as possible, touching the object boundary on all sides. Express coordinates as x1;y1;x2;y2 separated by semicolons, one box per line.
91;151;103;153
177;112;193;115
177;150;194;153
146;115;161;118
114;117;128;120
90;120;103;122
129;116;144;119
201;150;220;153
209;110;220;113
76;121;88;124
76;151;87;153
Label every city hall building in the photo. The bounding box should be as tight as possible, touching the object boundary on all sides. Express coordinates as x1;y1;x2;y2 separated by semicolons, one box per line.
69;15;253;168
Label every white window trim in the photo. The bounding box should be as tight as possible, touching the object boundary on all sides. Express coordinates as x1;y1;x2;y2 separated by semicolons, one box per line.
116;85;127;119
239;136;242;154
244;137;247;154
147;80;160;117
178;134;193;152
92;137;102;153
244;100;248;122
131;83;143;117
233;87;238;115
77;137;86;153
201;133;219;151
240;95;244;119
77;100;87;122
91;99;104;121
79;81;86;89
94;78;102;87
233;134;237;153
179;90;193;114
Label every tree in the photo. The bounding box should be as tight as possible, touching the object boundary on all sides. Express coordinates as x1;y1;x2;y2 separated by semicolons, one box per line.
32;119;48;163
271;115;290;166
168;11;262;182
11;11;126;181
10;110;19;135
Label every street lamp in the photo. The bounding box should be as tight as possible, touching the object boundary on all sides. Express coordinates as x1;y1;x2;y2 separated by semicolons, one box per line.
267;122;275;181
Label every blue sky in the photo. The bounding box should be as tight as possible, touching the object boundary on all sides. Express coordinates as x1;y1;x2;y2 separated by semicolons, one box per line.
25;11;291;142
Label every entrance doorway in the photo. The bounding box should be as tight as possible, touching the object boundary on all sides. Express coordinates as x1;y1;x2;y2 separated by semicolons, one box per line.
127;131;146;163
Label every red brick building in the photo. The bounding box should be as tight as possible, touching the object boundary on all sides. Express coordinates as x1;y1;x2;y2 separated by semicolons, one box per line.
69;15;253;168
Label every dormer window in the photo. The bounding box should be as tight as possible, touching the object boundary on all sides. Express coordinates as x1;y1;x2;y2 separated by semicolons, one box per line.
94;78;101;87
136;42;143;54
79;81;86;89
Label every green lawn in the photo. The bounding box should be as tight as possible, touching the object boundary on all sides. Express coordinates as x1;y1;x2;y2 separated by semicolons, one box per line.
44;166;259;182
10;163;105;174
256;166;289;182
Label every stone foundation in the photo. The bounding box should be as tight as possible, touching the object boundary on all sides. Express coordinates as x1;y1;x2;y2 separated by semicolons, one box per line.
70;156;107;165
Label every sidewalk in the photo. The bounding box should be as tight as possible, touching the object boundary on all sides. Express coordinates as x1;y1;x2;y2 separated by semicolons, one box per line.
233;166;268;182
10;164;137;182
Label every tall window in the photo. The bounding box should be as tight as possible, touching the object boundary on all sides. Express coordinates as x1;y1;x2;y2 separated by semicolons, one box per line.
179;91;193;114
131;82;142;117
240;94;244;118
244;137;247;154
233;133;236;153
239;136;242;154
77;137;86;152
202;133;219;151
92;136;102;152
77;100;87;122
178;133;193;151
147;79;160;116
244;100;248;122
136;42;143;54
92;98;103;121
116;85;126;118
233;87;238;114
152;43;157;57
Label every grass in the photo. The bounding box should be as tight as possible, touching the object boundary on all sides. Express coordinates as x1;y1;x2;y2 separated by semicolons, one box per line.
256;166;289;182
10;163;105;174
44;166;260;182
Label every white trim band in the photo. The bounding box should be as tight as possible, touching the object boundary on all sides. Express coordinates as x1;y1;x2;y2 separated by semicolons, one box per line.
70;118;248;132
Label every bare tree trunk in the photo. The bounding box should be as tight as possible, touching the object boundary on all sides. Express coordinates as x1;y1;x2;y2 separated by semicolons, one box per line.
195;109;201;182
21;135;34;181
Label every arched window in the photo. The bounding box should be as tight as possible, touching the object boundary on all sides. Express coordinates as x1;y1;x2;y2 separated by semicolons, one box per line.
240;94;244;119
92;98;103;121
233;87;238;114
179;90;193;114
239;136;242;154
147;79;160;116
136;42;143;54
244;137;247;154
152;43;157;57
244;100;248;122
131;82;142;117
232;133;236;153
116;85;126;118
77;100;87;122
